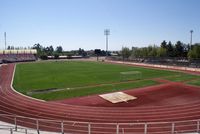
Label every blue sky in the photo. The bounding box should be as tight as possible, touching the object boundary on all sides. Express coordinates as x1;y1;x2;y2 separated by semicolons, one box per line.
0;0;200;51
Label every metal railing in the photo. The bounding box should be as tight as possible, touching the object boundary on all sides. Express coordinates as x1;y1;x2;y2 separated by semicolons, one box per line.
0;114;200;134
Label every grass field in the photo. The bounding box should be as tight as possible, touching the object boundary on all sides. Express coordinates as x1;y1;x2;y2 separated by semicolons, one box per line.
13;61;198;100
31;80;158;100
165;74;200;82
187;79;200;86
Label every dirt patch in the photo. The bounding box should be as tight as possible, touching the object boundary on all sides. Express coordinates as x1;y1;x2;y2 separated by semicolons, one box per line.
53;82;200;107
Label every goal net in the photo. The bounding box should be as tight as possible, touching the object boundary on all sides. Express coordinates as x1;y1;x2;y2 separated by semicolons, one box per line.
120;71;142;81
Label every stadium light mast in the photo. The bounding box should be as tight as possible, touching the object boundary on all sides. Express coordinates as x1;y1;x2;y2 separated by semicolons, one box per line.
104;29;110;59
4;32;7;50
190;30;193;46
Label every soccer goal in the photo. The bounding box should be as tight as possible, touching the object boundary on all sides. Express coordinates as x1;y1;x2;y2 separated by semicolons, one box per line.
120;71;142;81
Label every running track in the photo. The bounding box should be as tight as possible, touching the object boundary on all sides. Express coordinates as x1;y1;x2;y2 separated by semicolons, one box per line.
1;63;200;133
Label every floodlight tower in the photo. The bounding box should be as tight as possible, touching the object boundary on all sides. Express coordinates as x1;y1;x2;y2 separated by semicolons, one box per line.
104;29;110;59
4;32;7;50
190;30;193;46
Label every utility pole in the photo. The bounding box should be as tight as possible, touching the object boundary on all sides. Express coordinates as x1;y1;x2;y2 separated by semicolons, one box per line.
4;32;7;50
190;30;193;46
104;29;110;59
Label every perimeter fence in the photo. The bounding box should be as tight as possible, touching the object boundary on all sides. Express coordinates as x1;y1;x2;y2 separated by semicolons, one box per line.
108;57;200;68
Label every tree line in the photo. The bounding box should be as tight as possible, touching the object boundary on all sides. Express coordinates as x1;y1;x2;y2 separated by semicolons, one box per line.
32;43;90;60
32;43;63;59
121;40;200;60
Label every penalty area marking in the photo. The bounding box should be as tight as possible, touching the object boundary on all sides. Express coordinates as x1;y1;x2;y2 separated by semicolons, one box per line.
99;92;137;103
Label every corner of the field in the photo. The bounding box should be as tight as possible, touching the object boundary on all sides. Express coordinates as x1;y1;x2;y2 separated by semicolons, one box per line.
10;64;46;102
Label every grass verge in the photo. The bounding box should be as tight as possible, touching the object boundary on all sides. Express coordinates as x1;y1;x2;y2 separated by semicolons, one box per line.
31;80;159;100
187;79;200;86
165;73;200;82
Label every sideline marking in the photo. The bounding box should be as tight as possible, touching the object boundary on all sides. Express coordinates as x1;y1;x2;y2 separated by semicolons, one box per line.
11;64;45;102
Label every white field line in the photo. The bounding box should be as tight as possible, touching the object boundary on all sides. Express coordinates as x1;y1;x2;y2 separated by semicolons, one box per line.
11;64;45;102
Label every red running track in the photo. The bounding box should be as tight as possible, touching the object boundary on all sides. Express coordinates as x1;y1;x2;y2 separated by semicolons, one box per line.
1;63;200;133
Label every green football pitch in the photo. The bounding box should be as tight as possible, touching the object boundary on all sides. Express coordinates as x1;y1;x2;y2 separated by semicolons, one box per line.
13;61;196;100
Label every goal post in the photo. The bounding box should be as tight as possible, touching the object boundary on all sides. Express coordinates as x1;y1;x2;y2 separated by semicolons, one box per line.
120;71;142;81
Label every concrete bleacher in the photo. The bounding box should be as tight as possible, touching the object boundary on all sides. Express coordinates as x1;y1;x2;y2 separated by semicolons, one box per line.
0;54;36;62
0;121;60;134
0;49;37;63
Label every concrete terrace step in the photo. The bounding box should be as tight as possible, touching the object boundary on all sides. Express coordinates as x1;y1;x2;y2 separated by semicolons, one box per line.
0;121;61;134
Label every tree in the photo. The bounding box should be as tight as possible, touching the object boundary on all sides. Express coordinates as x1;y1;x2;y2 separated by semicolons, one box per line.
40;53;48;60
32;43;43;56
174;41;184;57
54;53;59;59
182;43;189;57
131;47;139;58
166;41;174;57
157;47;167;57
141;47;148;58
161;40;167;49
101;50;106;56
121;47;131;60
148;45;157;57
7;46;11;50
33;43;42;51
188;44;200;59
44;46;54;56
78;48;87;56
49;46;54;54
94;49;101;61
56;46;63;53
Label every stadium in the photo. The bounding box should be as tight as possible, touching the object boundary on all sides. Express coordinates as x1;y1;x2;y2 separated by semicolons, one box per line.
1;49;200;134
1;1;200;133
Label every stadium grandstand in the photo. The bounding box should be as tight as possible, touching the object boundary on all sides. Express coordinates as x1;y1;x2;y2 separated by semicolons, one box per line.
0;49;37;63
